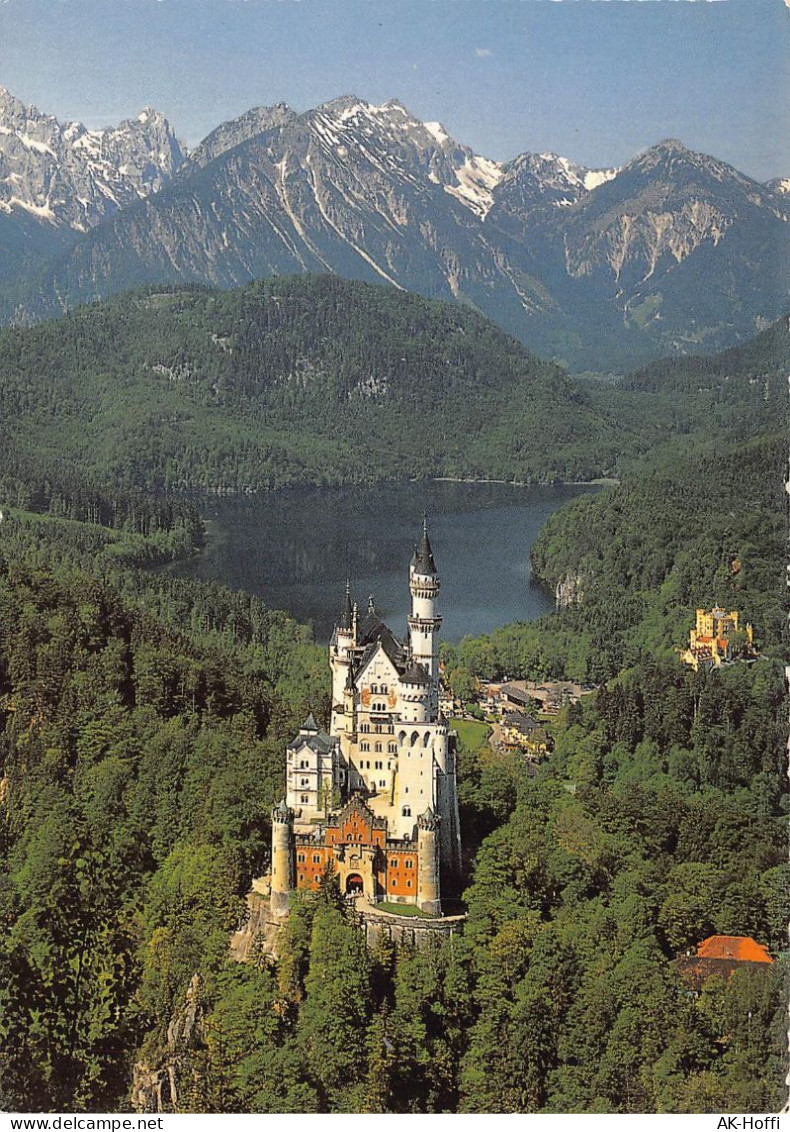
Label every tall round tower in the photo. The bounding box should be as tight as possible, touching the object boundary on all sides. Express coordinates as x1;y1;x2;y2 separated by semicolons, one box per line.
270;800;294;919
416;808;441;916
330;583;355;735
407;517;442;714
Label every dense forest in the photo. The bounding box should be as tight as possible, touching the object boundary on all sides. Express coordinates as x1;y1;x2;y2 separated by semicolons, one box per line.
0;288;786;1114
0;473;784;1113
1;277;787;497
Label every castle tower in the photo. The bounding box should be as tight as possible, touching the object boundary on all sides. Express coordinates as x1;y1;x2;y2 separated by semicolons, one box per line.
330;583;356;734
416;808;441;916
270;800;294;919
407;516;442;713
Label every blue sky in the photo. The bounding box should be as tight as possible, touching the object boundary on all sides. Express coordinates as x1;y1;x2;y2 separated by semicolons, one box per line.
0;0;787;179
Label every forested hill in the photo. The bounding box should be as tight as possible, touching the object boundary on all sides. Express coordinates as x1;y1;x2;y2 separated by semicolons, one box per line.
448;432;787;686
0;512;328;1110
622;314;790;394
0;275;621;492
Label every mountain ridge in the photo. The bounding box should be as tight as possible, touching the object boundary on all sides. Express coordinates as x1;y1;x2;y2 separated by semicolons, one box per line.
2;90;786;370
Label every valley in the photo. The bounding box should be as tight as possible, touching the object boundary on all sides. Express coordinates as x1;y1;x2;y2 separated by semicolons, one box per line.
0;36;786;1115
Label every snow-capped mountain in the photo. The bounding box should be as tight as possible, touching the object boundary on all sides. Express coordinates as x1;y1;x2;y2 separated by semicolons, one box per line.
0;87;186;231
2;91;787;370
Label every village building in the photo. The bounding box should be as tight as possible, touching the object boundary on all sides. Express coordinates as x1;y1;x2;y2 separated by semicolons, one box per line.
675;934;773;992
500;710;551;757
270;520;461;919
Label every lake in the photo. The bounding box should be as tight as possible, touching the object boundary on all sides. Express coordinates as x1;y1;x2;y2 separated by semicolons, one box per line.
170;481;601;643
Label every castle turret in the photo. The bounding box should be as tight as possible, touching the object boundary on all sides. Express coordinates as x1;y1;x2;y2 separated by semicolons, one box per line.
416;808;441;916
330;583;356;734
270;800;294;919
408;516;442;714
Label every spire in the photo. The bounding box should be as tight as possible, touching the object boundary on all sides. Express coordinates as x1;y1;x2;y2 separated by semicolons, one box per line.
415;514;437;576
367;594;376;615
302;712;320;733
339;580;353;630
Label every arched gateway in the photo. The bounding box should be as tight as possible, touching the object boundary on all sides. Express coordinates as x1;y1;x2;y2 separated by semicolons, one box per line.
345;874;364;895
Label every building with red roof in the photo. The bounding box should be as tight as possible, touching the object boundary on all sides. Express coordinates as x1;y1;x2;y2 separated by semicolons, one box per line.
676;934;773;990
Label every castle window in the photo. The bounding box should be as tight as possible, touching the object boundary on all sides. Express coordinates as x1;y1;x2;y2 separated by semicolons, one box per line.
411;732;419;746
301;795;309;803
371;683;378;693
298;854;306;863
300;760;308;768
388;743;396;754
347;834;353;841
315;874;321;882
423;733;430;747
313;854;320;864
404;787;409;794
381;684;388;693
361;742;370;752
300;778;309;787
361;723;370;734
406;880;412;888
299;874;304;882
402;806;411;817
375;743;382;753
405;861;413;869
390;858;398;869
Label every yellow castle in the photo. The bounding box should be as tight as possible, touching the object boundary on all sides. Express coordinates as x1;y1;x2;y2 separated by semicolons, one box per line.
681;607;754;671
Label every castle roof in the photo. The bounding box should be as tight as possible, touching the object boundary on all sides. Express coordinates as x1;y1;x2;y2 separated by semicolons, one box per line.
401;661;431;686
357;613;407;668
302;712;320;733
339;582;353;631
287;726;336;755
328;794;388;830
411;516;437;576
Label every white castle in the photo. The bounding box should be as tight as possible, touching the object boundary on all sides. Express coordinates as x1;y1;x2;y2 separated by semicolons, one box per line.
270;519;461;918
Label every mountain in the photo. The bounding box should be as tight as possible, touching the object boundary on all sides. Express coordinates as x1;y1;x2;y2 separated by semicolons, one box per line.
0;87;185;286
3;93;787;370
502;139;790;366
0;276;625;494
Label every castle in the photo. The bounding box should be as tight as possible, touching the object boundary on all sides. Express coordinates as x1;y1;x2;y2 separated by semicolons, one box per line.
680;607;754;671
270;520;461;919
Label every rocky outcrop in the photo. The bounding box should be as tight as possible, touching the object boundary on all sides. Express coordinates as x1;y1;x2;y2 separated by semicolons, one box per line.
229;886;285;962
131;973;204;1114
555;573;584;609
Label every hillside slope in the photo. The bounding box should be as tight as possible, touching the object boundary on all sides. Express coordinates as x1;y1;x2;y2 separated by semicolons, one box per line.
0;276;622;492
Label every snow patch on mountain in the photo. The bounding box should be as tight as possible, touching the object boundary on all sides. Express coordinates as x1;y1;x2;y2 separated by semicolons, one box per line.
445;155;503;218
583;167;619;191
